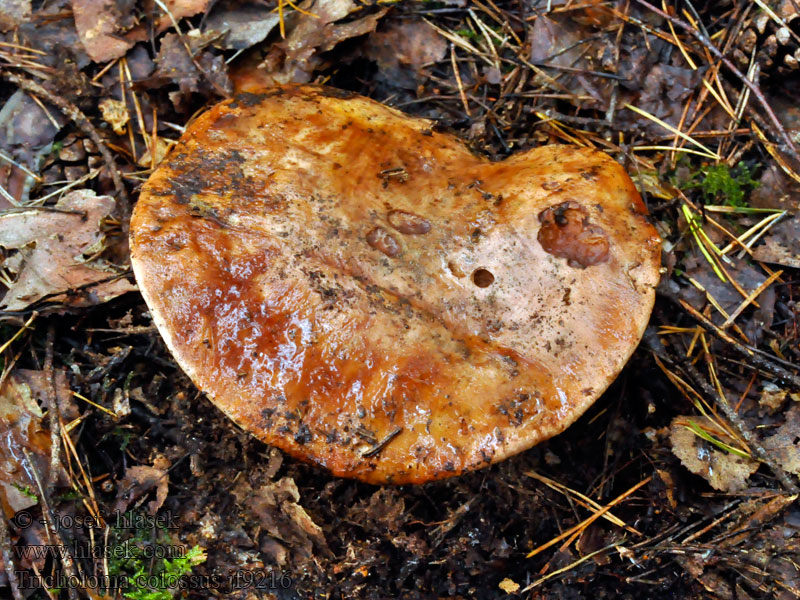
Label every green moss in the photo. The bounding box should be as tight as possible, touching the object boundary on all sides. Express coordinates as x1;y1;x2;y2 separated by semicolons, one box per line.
12;483;38;500
107;512;206;600
680;162;759;207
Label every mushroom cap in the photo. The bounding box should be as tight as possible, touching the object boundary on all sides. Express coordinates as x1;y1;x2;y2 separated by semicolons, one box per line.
130;85;661;484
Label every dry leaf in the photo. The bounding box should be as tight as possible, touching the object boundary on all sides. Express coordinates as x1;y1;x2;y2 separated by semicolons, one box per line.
137;137;173;168
364;20;448;89
670;416;759;492
235;477;327;566
115;455;171;514
0;190;136;311
753;215;800;269
759;382;788;414
763;405;800;476
205;3;280;50
499;578;520;593
70;0;136;62
0;372;53;516
0;90;65;208
155;0;213;32
232;0;388;89
0;0;31;31
155;31;232;108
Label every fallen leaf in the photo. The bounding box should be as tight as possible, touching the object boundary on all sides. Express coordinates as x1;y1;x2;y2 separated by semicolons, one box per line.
530;14;586;69
0;189;136;311
759;382;788;414
231;0;388;89
137;137;173;168
0;0;31;31
205;3;280;50
364;20;447;89
750;164;800;211
15;368;80;423
70;0;136;62
154;31;232;109
0;90;65;208
499;578;520;593
753;215;800;268
155;0;213;32
114;455;171;514
679;253;775;344
235;477;327;566
669;416;759;492
0;371;54;516
763;405;800;476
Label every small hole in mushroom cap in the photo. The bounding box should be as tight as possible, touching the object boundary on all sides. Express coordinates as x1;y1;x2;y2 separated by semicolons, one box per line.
472;268;494;288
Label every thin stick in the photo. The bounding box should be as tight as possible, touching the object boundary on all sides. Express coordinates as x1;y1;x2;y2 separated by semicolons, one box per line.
0;511;24;600
44;324;62;493
677;298;800;389
450;44;471;117
527;477;651;559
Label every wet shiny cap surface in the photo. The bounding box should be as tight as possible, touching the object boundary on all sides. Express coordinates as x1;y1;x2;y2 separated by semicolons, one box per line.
130;85;661;484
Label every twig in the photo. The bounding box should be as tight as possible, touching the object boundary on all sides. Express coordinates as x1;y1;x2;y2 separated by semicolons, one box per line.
0;511;24;600
1;72;131;228
44;323;62;493
633;0;800;168
22;447;82;600
678;298;800;389
527;477;652;558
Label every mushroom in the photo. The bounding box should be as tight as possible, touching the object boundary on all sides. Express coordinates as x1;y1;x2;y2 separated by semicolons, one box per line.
130;85;661;484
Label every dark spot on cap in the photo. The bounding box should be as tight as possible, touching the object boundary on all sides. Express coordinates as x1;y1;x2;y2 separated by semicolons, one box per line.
472;268;495;288
388;209;431;235
538;201;610;267
366;226;400;257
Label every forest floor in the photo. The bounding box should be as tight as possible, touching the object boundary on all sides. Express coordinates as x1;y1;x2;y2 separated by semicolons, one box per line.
1;0;800;599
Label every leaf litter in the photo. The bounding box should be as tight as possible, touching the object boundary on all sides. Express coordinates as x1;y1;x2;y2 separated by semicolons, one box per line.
0;190;135;311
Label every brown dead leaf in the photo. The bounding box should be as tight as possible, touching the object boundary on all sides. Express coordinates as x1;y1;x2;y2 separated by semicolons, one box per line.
763;405;800;476
364;20;447;89
232;0;387;90
669;416;759;492
722;493;798;548
530;14;587;70
205;2;280;50
760;382;788;414
137;137;173;168
154;31;232;109
155;0;213;32
0;0;31;31
750;164;800;211
70;0;136;62
679;253;775;344
236;476;327;566
15;368;80;423
347;488;407;535
0;189;136;311
0;90;66;208
753;215;800;268
115;455;171;514
0;371;55;516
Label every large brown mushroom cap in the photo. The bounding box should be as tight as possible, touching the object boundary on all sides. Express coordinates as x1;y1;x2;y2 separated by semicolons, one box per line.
130;85;661;484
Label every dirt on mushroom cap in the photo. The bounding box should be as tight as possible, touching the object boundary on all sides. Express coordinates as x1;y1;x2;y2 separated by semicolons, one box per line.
129;85;661;484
